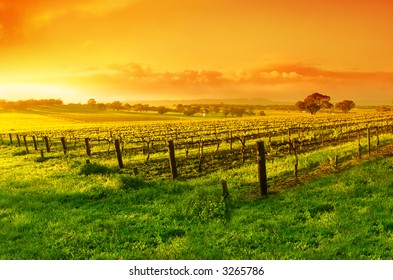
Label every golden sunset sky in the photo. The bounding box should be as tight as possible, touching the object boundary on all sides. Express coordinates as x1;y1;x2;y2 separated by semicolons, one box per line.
0;0;392;104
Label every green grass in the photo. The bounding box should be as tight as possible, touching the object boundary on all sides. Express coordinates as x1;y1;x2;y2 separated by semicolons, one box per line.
1;139;393;260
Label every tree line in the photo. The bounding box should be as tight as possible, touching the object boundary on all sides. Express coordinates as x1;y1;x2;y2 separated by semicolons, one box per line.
295;93;356;114
0;99;63;110
86;98;292;116
1;95;390;116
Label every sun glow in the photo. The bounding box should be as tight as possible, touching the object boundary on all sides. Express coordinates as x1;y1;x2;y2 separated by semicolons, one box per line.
0;83;81;103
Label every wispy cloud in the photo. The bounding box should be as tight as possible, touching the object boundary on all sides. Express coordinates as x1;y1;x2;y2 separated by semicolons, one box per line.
96;62;393;86
57;62;393;102
0;0;138;43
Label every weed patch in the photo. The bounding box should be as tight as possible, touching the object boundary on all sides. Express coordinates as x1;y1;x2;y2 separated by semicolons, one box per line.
79;162;114;175
118;174;147;190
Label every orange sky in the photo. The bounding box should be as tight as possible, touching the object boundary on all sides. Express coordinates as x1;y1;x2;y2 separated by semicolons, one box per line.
1;0;393;104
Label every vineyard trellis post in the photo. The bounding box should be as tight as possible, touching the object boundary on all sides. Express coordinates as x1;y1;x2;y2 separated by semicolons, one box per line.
44;136;50;153
85;138;91;157
357;131;362;159
16;134;21;147
61;137;67;155
167;140;178;179
367;128;371;156
221;180;229;199
23;135;29;154
133;167;138;176
114;139;124;168
256;141;268;197
198;138;204;173
9;133;12;145
293;140;298;179
32;136;38;151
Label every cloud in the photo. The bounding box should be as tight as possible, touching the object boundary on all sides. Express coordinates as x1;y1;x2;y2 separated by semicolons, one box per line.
79;62;393;88
0;0;138;43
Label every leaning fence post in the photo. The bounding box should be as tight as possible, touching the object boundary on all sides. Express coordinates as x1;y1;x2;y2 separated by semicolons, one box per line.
167;140;178;179
23;135;29;154
114;139;124;168
61;137;67;155
32;136;38;151
256;141;268;197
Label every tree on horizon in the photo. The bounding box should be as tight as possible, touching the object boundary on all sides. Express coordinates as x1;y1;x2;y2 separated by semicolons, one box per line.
295;92;333;115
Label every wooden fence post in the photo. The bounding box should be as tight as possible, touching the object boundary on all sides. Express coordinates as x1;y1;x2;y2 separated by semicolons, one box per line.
229;131;233;150
16;134;21;147
85;138;91;157
32;136;38;151
133;167;139;176
44;136;50;152
288;128;292;154
367;128;371;156
9;133;13;145
23;135;29;154
256;141;268;197
114;139;124;168
167;140;178;179
357;131;362;159
221;180;229;199
198;139;204;173
293;141;298;179
61;137;67;155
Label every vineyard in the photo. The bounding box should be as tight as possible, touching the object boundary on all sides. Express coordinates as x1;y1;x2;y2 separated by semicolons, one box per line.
2;111;393;187
2;110;393;260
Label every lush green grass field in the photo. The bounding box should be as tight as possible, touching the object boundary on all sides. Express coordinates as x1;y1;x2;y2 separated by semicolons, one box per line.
1;108;393;259
1;139;393;259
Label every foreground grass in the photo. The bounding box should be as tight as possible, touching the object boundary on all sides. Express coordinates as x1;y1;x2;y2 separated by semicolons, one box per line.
1;143;393;259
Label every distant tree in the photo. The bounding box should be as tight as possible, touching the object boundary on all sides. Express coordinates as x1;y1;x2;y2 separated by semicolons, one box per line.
87;98;97;106
210;104;221;113
175;104;185;113
295;101;306;112
295;92;333;115
157;106;170;114
336;100;355;113
222;106;231;117
132;103;145;112
123;103;132;110
231;106;246;117
110;101;123;111
96;103;107;110
377;106;391;112
258;110;266;116
183;107;199;116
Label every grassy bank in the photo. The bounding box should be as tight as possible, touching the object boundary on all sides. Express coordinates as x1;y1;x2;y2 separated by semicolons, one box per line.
1;140;393;259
